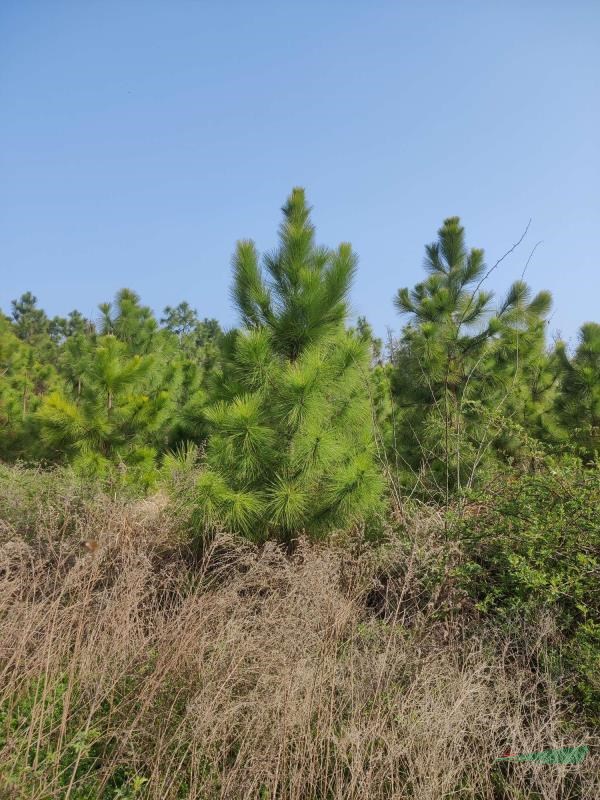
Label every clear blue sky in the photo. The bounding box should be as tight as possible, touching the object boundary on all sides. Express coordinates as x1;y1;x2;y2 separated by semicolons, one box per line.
1;1;599;346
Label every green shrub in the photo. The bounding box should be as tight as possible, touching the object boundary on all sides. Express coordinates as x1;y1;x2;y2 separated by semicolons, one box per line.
456;456;600;713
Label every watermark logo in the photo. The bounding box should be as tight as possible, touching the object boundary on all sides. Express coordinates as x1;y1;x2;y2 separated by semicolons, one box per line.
497;746;588;764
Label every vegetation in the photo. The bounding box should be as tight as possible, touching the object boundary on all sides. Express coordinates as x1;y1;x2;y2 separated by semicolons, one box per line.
1;188;598;797
2;191;598;497
196;189;383;540
0;474;597;799
389;216;557;498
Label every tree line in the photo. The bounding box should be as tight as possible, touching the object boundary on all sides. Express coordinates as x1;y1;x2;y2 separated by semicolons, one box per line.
1;188;598;537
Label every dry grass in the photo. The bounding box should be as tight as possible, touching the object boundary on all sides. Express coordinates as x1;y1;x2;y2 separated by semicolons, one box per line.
0;474;597;799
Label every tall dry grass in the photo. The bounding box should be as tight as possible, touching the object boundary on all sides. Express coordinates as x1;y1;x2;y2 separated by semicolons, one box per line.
0;470;597;799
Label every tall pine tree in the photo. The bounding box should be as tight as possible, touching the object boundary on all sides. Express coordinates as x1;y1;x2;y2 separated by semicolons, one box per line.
194;188;383;540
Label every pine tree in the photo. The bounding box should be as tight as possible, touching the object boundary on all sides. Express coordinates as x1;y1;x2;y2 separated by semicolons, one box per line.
161;303;225;366
391;217;553;498
555;322;600;461
194;188;384;540
161;302;199;338
0;314;56;459
99;289;158;354
48;310;93;344
484;281;558;457
352;316;383;365
11;292;49;344
36;335;170;488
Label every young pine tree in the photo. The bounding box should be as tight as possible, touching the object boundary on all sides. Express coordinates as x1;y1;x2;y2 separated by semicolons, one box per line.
99;290;214;453
11;292;49;344
194;188;384;541
391;217;554;498
555;322;600;462
99;289;158;354
0;315;56;459
484;280;558;457
37;335;170;488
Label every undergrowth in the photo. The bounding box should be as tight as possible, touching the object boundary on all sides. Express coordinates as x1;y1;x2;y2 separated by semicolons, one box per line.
0;465;598;799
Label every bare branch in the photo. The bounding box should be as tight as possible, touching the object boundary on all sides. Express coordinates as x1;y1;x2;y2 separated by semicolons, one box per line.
521;240;543;280
458;219;532;330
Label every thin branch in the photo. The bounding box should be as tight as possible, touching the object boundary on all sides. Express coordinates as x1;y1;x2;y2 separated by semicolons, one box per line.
521;240;543;280
458;219;532;331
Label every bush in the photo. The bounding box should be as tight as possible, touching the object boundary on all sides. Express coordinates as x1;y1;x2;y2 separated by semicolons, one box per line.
455;456;600;713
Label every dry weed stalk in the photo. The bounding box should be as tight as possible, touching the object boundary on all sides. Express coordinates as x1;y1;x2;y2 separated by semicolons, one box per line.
0;487;597;799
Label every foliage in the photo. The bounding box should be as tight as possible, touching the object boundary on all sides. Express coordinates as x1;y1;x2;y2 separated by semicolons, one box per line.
0;190;598;528
195;188;384;539
0;673;151;799
0;287;224;489
1;476;597;800
0;313;57;459
0;192;599;795
36;335;167;489
390;217;557;499
455;456;600;712
555;322;600;462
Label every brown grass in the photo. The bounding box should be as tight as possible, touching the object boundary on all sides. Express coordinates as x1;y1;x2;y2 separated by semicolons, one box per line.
0;475;597;799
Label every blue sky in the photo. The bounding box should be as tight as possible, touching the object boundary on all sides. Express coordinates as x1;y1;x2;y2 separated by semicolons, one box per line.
1;1;599;346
